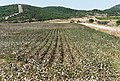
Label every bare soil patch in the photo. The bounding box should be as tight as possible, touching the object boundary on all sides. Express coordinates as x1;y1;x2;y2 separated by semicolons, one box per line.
0;59;5;65
80;23;120;37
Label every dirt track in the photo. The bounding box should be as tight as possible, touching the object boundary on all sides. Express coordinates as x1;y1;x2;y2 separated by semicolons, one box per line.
80;23;120;37
5;4;23;20
18;4;23;13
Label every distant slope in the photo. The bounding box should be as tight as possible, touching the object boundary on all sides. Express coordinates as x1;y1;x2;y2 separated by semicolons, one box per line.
105;4;120;16
8;5;90;22
0;4;18;18
0;4;120;22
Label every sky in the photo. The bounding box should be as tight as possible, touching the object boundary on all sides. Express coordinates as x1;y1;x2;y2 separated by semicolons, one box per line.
0;0;120;10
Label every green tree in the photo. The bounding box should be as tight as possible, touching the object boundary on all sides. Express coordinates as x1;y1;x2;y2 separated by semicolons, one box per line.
70;20;75;23
116;19;120;26
77;20;81;23
89;19;94;23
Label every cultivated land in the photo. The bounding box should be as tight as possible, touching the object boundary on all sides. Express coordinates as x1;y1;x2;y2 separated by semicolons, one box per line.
0;23;120;81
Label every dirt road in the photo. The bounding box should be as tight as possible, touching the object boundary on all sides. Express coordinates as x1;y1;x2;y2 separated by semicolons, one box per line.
80;23;120;37
5;4;23;20
18;4;23;13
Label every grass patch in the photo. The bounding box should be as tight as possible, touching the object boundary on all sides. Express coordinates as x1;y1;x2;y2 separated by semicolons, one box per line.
96;16;120;20
4;56;14;63
0;76;2;81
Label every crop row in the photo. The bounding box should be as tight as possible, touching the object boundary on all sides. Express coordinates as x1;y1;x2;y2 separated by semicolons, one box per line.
0;24;120;81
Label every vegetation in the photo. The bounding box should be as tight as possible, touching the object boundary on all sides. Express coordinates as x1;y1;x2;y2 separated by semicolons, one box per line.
89;19;94;23
104;4;120;16
77;20;81;23
0;4;120;22
96;16;120;20
0;76;2;81
0;4;110;22
5;5;89;22
0;4;18;18
116;19;120;26
0;4;120;23
0;23;120;80
97;20;109;25
70;20;75;23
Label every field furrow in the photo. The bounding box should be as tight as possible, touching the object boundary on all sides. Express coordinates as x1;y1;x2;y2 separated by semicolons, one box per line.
0;23;120;81
42;29;58;67
38;29;56;65
62;29;75;66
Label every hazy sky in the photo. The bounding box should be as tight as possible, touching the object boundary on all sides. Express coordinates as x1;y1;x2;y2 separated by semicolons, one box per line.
0;0;120;10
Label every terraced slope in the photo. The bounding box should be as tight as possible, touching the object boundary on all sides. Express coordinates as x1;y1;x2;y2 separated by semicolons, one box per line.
0;23;120;81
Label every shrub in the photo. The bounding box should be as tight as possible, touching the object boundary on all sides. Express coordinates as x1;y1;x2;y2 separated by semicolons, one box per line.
89;19;94;23
77;20;81;23
97;21;109;25
116;19;120;26
0;76;2;81
70;20;75;23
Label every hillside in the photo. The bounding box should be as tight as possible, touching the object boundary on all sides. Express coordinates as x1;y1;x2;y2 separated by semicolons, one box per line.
0;4;18;22
0;4;105;22
105;4;120;16
0;4;120;22
0;4;18;18
7;5;90;22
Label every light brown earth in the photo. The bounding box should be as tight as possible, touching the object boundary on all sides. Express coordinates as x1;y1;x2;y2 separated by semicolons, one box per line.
80;23;120;37
0;23;119;80
45;18;120;37
0;59;5;65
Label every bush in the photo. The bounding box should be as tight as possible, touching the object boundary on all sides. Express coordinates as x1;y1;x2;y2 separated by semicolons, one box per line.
77;20;81;23
97;21;109;25
89;19;94;23
70;20;75;23
0;76;2;81
116;19;120;26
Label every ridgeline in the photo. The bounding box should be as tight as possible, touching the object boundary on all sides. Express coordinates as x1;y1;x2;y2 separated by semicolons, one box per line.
0;4;120;23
